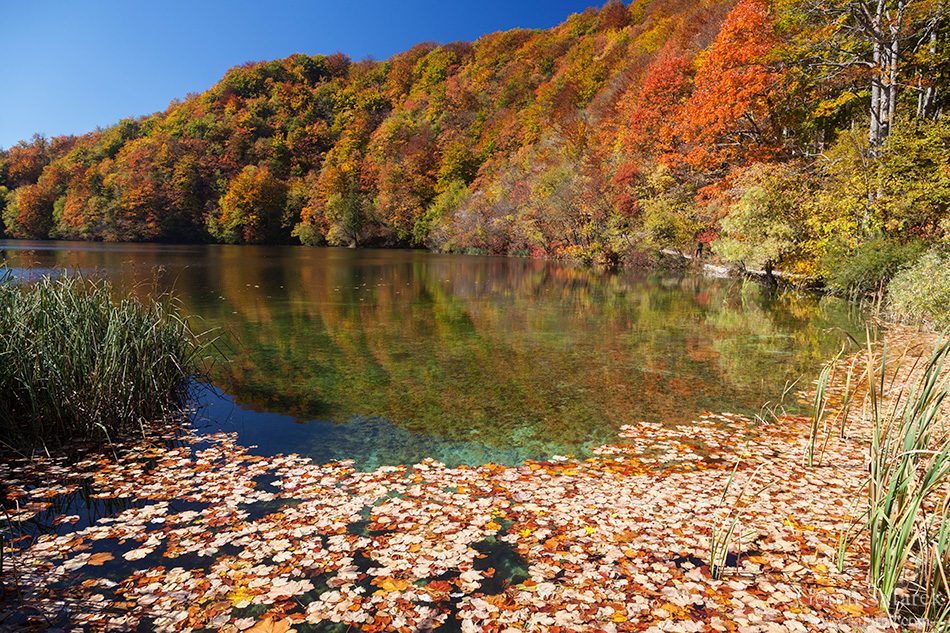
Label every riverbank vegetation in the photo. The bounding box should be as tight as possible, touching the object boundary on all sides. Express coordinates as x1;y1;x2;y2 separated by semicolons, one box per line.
0;274;206;451
1;0;947;315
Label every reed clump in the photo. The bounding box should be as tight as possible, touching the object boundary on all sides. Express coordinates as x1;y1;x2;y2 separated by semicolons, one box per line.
833;331;950;624
0;273;206;449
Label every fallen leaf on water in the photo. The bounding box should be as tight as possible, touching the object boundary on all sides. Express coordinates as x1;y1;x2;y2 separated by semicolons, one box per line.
247;616;291;633
122;547;153;561
375;577;410;593
87;553;114;566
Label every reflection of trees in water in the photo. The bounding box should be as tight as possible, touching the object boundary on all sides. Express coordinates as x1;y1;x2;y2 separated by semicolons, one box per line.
703;281;858;401
0;243;861;452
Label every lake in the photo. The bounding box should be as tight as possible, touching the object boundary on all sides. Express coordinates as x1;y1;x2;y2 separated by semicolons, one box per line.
0;240;865;469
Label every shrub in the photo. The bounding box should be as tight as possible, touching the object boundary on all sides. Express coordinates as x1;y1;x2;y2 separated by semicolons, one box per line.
0;273;206;449
822;236;925;297
887;249;950;328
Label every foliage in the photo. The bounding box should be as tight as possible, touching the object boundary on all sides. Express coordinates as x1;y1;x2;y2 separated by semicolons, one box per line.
876;116;950;235
0;0;948;278
822;235;926;297
799;128;874;267
417;178;471;246
640;192;699;252
887;249;950;328
210;165;288;244
778;0;946;149
713;163;808;283
675;0;783;171
0;274;206;449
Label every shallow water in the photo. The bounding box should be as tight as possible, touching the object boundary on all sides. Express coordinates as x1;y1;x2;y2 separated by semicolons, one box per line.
1;240;865;468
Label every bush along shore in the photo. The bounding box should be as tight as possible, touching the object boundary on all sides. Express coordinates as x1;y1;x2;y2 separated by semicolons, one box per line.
0;323;948;632
0;273;207;452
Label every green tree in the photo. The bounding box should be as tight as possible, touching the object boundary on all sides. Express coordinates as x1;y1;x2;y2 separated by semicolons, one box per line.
714;163;809;285
877;116;950;235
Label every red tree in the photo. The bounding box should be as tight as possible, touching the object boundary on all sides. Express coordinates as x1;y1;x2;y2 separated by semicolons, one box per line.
675;0;783;170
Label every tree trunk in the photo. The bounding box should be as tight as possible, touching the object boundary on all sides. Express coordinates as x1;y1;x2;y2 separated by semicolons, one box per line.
886;1;906;136
919;28;939;119
764;260;777;288
870;40;884;148
864;0;908;150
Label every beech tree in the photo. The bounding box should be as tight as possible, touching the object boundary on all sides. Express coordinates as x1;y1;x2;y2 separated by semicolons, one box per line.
3;135;50;188
211;166;288;244
785;0;945;148
714;163;810;285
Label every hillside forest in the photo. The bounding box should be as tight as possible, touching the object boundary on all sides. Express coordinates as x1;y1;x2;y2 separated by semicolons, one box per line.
1;0;948;292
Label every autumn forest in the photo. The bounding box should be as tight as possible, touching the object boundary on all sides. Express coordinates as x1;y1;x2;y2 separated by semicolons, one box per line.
1;0;948;289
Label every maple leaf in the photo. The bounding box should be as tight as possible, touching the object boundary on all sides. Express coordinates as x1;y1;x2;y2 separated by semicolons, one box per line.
122;547;153;561
374;577;410;593
459;570;482;583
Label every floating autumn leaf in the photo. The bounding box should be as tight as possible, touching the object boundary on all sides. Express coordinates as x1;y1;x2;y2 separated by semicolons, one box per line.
246;616;292;633
122;547;153;561
87;552;114;566
266;578;314;600
458;570;482;583
374;577;410;594
53;514;80;525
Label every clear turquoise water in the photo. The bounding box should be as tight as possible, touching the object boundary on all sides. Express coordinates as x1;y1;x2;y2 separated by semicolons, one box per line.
1;240;865;468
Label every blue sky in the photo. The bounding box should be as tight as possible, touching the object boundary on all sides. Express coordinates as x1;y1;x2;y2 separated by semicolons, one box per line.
0;0;599;150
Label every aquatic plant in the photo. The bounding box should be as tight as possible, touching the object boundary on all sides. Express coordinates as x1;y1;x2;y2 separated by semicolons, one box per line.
709;457;774;579
836;334;950;621
0;273;208;450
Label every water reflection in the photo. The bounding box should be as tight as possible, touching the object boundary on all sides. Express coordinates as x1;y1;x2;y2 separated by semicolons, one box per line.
1;240;865;468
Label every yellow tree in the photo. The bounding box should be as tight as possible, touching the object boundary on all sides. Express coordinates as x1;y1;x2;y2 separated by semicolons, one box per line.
212;165;287;244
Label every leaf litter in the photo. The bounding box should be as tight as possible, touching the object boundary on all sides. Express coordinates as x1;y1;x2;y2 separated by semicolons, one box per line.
3;328;940;632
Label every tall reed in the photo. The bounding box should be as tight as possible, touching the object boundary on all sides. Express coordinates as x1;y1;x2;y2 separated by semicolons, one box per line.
837;334;950;622
0;273;208;449
710;454;774;579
